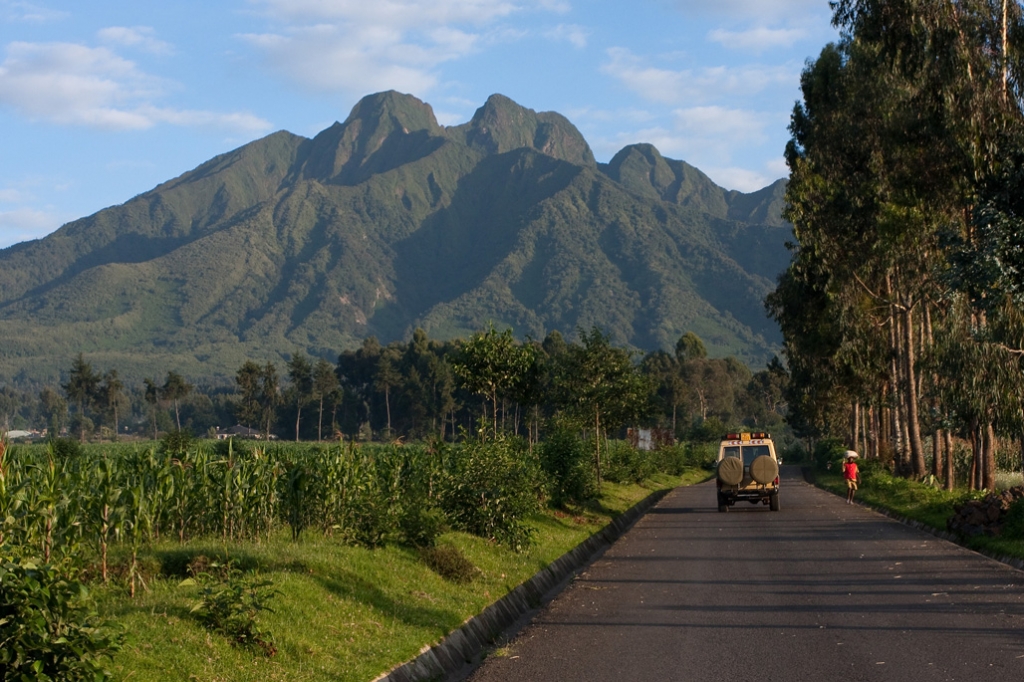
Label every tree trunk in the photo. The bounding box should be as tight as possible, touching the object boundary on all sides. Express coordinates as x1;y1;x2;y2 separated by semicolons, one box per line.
969;420;980;490
886;289;905;473
594;409;602;489
932;428;943;481
850;401;860;453
902;303;926;478
318;397;324;442
983;423;996;491
944;430;955;491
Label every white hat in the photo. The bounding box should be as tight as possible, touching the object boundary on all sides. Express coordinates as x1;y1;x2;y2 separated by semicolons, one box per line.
845;450;859;459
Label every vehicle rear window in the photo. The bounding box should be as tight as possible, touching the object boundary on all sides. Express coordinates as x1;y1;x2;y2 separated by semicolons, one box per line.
742;445;770;464
723;446;740;459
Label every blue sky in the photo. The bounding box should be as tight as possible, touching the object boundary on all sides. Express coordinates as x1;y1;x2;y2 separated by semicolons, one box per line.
0;0;838;249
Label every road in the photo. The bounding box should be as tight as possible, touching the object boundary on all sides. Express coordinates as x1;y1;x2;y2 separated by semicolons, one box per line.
467;467;1024;682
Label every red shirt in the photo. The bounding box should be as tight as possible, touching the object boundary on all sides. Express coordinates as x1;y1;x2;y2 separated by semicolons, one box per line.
843;461;859;480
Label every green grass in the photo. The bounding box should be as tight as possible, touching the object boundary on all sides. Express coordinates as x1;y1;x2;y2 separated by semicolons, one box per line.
95;472;698;681
815;466;1024;562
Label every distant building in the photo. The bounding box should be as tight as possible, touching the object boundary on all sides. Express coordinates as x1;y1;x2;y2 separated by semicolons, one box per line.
216;425;266;440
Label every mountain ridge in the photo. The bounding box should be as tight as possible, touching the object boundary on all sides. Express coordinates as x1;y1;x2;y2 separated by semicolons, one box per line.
0;91;789;385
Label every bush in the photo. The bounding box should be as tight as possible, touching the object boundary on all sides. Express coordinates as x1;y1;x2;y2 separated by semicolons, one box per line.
603;439;654;484
814;437;847;470
0;556;122;680
538;430;597;507
161;429;195;456
440;437;540;551
187;563;278;657
419;544;478;583
400;506;447;548
47;437;83;461
1004;498;1024;540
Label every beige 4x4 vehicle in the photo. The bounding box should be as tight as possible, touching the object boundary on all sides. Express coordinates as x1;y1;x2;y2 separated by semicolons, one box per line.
715;432;780;512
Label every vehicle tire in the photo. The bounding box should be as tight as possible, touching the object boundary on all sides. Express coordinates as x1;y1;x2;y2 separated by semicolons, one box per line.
717;493;729;512
717;456;744;486
769;492;780;512
750;455;779;485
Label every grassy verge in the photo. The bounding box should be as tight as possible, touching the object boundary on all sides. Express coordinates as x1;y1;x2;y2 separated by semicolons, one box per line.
99;469;705;681
814;467;1024;561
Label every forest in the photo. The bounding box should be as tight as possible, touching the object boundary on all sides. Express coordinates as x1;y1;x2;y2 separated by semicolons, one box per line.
0;326;789;450
771;0;1024;491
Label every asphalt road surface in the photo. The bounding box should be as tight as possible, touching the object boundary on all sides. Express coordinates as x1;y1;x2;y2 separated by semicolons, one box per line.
467;467;1024;682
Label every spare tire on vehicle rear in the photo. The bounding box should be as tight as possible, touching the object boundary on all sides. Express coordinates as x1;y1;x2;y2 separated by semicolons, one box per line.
717;456;744;486
750;455;779;485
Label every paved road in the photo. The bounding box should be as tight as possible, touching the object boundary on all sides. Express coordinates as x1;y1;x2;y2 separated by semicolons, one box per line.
468;467;1024;681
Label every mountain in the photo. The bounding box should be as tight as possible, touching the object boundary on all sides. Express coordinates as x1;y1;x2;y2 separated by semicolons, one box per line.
0;91;790;385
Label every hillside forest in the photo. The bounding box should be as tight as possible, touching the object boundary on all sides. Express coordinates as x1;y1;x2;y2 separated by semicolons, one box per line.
772;0;1024;492
0;326;788;451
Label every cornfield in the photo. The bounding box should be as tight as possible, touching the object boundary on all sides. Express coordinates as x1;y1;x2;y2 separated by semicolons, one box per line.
0;437;542;594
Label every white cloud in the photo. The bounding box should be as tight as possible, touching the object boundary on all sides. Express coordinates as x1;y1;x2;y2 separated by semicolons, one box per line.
0;188;25;202
708;26;805;51
702;166;774;192
765;156;789;178
673;106;766;142
588;105;778;189
670;0;826;22
545;24;588;49
0;206;63;247
1;1;68;23
97;26;173;55
250;0;521;26
242;0;563;96
601;47;797;105
0;41;272;132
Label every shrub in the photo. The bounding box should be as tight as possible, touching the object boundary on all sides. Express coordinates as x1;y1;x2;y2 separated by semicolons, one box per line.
0;556;122;680
187;563;278;657
440;437;540;551
400;506;447;548
419;544;478;583
603;439;654;484
538;430;597;507
161;429;194;456
814;437;847;470
47;437;83;461
1004;498;1024;540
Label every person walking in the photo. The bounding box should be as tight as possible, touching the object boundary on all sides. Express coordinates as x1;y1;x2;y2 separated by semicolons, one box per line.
843;451;861;504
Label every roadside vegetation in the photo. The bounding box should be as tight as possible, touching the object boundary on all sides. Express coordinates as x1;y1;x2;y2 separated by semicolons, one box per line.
0;434;711;681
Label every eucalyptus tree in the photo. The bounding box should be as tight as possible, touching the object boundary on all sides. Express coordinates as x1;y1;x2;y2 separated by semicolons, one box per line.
287;352;313;441
235;361;262;429
143;378;160;439
161;371;192;432
312;357;340;441
99;369;126;438
63;353;99;442
374;348;402;438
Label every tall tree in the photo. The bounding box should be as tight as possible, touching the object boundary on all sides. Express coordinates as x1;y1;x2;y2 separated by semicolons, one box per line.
258;362;280;439
143;378;160;439
235;361;262;429
63;353;99;442
99;369;125;438
161;371;192;432
287;352;314;442
311;357;340;441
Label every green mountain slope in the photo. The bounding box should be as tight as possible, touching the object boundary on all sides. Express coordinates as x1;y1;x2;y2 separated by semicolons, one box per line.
0;91;789;385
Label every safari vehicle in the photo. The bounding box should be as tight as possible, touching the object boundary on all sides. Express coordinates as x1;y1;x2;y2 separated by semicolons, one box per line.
715;432;780;512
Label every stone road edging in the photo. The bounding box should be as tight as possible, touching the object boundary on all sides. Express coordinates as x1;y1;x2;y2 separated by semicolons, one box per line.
373;486;673;682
